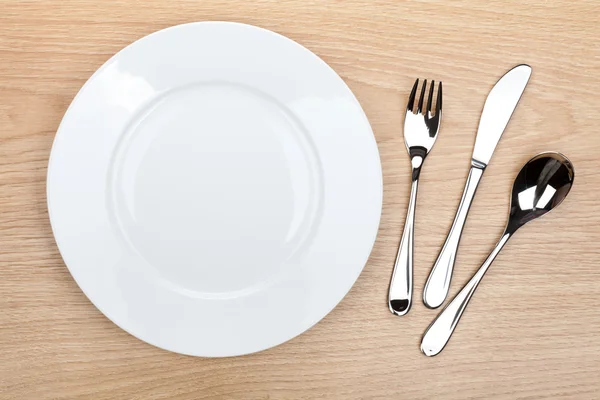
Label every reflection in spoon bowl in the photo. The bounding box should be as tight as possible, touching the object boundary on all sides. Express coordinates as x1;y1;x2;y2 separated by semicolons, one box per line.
508;153;574;230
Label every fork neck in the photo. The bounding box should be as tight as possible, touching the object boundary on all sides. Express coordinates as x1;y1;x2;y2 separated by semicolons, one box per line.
409;146;428;181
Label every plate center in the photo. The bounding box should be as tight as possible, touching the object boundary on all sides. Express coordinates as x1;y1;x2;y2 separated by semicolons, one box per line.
109;82;322;296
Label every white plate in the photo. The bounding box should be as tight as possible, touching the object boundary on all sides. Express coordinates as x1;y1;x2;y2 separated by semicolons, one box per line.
47;22;382;357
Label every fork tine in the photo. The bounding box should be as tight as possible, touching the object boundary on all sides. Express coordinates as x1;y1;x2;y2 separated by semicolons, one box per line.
407;79;419;112
436;81;443;116
417;79;427;113
427;80;435;114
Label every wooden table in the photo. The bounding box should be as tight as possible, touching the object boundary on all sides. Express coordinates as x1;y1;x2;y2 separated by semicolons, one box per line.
2;1;599;398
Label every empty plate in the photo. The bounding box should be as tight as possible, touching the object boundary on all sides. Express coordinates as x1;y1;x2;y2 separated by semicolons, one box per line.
47;21;382;356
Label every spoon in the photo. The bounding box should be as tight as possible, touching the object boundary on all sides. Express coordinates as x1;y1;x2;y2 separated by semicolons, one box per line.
421;152;574;356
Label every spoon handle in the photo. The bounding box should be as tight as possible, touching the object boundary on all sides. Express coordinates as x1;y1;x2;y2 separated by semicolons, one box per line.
420;231;511;356
388;168;420;316
423;164;484;309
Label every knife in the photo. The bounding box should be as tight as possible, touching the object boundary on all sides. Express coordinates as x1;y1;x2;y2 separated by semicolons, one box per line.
422;64;532;309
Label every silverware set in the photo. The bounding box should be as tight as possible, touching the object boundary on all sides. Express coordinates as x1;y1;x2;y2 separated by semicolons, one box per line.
388;64;575;356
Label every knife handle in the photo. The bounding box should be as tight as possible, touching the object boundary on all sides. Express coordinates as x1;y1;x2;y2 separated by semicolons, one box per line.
423;163;484;309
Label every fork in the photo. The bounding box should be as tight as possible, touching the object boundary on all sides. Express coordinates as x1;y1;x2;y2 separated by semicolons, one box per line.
388;79;442;316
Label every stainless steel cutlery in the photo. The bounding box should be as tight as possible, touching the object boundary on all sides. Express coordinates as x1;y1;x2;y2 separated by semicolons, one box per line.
388;65;574;356
388;79;442;316
421;152;574;356
422;64;532;309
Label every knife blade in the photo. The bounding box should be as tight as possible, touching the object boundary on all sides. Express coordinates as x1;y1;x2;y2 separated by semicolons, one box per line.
472;64;532;166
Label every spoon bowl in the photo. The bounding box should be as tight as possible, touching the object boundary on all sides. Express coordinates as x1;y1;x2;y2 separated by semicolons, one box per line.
507;152;574;233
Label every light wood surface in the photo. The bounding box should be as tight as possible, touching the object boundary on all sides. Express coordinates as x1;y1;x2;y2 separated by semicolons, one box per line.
2;1;600;399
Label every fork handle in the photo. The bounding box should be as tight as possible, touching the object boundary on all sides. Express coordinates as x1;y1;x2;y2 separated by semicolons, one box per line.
423;164;484;309
388;164;421;316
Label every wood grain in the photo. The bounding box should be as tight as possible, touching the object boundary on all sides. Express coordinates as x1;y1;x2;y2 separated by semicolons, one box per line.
1;1;600;398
